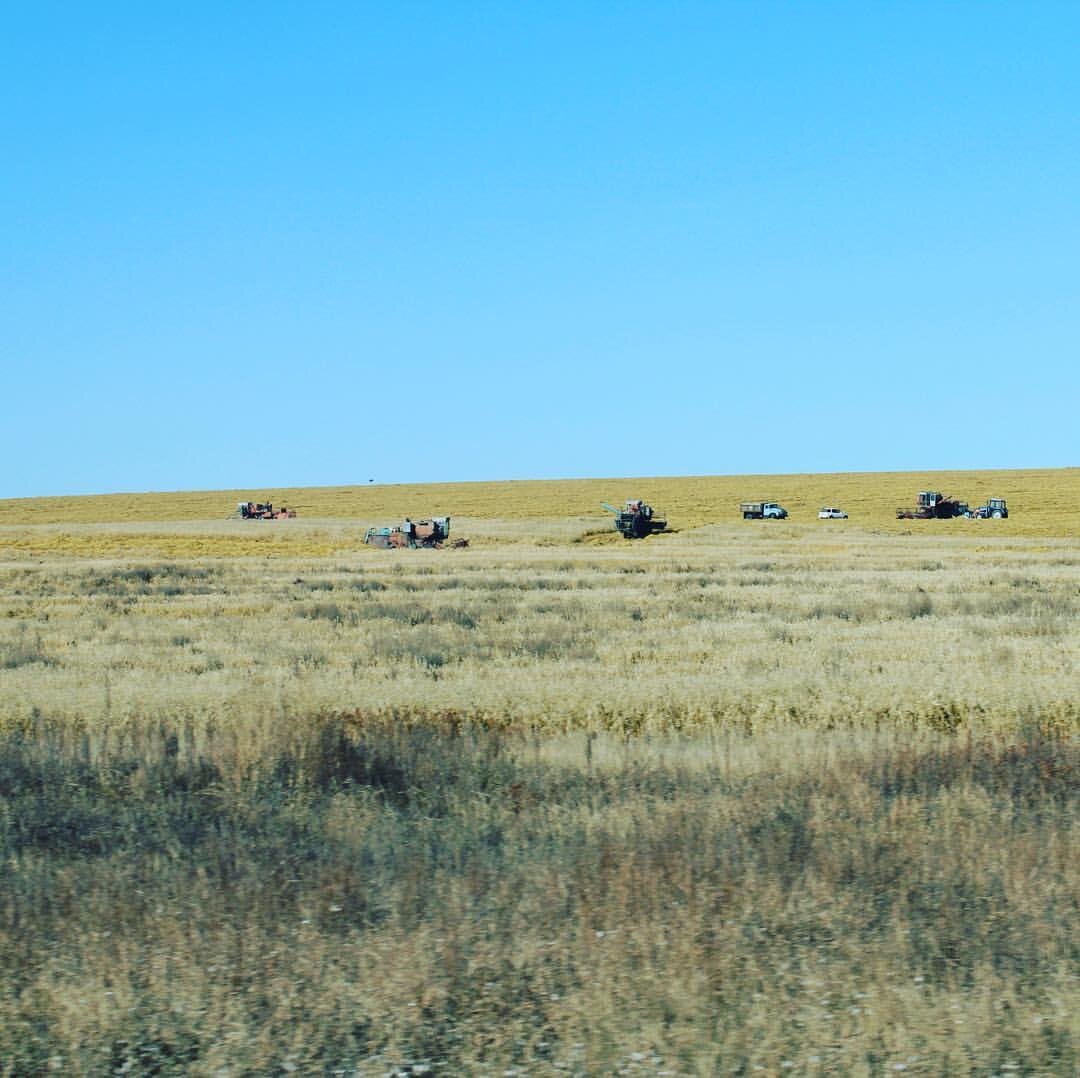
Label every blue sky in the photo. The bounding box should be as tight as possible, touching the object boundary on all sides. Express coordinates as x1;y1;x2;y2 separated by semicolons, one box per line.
3;2;1077;498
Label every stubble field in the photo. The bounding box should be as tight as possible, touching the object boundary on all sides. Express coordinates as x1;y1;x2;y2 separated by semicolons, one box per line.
0;469;1076;1074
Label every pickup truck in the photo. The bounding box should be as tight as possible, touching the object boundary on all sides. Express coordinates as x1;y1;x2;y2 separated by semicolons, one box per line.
740;501;788;520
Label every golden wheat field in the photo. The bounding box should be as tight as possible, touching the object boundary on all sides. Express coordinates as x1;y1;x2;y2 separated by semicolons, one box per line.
0;469;1076;1075
0;467;1077;555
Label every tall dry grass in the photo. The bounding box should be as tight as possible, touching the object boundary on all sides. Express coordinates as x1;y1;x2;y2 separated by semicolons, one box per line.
0;718;1075;1074
0;528;1075;735
0;523;1076;1073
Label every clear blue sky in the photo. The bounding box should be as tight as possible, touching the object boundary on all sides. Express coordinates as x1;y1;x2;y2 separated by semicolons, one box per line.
3;2;1077;498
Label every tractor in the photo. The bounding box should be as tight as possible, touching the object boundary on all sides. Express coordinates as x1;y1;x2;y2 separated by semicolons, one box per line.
973;497;1009;519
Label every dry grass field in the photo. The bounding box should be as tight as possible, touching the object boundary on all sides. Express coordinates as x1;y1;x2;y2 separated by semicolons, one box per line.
0;470;1076;1074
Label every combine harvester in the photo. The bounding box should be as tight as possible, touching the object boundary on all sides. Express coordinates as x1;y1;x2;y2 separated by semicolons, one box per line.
364;516;468;549
235;501;296;520
602;499;668;539
896;491;965;520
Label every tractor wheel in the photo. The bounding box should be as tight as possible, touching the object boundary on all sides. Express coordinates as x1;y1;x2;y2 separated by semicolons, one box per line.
992;510;1003;519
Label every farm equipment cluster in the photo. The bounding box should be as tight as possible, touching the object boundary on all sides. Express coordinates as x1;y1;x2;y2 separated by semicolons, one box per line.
895;492;1008;520
599;488;1010;537
229;486;1012;545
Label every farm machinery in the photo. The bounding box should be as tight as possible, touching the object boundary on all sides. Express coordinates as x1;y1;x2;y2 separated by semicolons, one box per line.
236;501;296;519
364;516;468;549
973;496;1008;519
896;491;964;520
602;499;668;539
741;500;788;520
